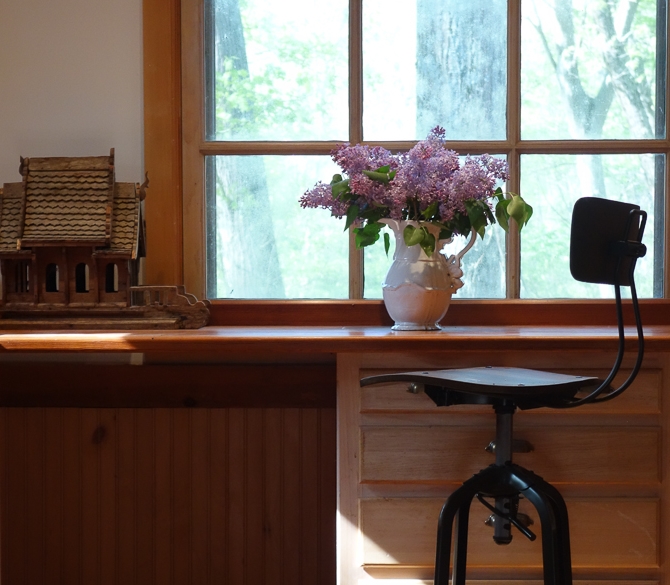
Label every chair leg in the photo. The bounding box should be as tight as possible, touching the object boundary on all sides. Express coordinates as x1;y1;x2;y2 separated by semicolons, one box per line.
520;476;572;585
451;502;471;585
434;464;573;585
434;480;478;585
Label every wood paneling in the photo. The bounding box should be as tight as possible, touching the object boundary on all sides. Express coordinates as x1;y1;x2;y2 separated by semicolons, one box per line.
360;497;659;569
0;407;336;585
0;363;336;408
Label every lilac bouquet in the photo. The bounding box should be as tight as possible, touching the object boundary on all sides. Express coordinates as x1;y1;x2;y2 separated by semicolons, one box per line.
300;127;532;257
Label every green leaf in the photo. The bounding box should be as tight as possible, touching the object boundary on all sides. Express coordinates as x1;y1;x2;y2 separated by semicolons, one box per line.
331;178;350;200
507;195;532;231
482;201;496;224
451;211;472;237
403;225;425;246
383;232;390;256
353;221;382;249
359;206;388;222
421;201;439;220
495;199;510;232
344;204;359;231
523;202;534;226
419;232;436;257
438;227;454;240
362;169;392;184
465;201;487;239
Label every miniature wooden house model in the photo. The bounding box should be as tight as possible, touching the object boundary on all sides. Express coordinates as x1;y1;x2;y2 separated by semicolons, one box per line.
0;149;145;307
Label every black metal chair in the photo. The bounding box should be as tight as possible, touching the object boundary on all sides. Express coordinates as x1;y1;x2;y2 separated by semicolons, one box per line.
360;197;648;585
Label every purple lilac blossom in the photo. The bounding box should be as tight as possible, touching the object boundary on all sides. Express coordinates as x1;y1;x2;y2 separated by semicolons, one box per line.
299;181;349;218
300;126;509;231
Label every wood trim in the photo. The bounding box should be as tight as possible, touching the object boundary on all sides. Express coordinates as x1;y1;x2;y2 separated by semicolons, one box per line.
199;138;670;155
207;298;670;327
181;0;207;300
0;363;336;408
143;0;184;286
146;0;670;309
336;353;365;585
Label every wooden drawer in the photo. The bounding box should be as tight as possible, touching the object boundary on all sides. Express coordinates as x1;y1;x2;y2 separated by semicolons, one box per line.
361;425;660;484
360;369;661;416
360;497;659;571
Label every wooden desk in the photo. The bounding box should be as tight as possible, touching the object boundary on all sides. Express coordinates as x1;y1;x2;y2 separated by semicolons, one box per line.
0;325;667;585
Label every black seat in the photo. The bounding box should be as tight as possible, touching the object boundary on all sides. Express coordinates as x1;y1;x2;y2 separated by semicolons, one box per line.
360;197;648;585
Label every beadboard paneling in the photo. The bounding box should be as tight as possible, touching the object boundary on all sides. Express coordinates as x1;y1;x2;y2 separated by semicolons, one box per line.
0;407;336;585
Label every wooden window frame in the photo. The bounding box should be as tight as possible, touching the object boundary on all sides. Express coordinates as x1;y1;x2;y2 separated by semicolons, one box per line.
142;0;670;326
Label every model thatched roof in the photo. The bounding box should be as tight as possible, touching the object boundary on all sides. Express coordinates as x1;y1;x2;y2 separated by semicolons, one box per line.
0;150;142;258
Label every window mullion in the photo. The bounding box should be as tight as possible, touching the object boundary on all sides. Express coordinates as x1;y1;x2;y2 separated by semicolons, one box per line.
349;0;364;298
659;0;669;297
506;0;522;299
349;0;363;144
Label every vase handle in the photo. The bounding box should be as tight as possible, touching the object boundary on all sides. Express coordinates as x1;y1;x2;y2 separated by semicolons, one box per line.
444;229;477;292
454;228;477;261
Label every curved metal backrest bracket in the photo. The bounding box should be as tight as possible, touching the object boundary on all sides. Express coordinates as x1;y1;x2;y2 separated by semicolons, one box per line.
557;200;647;408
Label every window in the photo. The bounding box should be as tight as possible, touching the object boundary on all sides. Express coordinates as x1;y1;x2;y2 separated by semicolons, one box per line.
181;0;668;300
45;263;59;293
13;261;29;293
105;263;119;293
75;262;89;293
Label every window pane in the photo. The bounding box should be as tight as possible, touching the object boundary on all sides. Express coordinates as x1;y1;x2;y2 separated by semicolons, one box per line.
363;0;507;141
520;154;663;298
363;221;507;299
521;0;663;140
206;155;349;299
206;0;348;141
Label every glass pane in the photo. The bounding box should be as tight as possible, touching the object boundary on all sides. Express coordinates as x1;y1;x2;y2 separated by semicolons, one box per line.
363;238;390;299
363;223;506;299
363;0;507;141
520;154;663;298
521;0;663;140
206;155;348;299
206;0;348;141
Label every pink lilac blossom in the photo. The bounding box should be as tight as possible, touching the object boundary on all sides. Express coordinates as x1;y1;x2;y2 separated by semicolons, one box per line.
300;126;509;233
299;181;350;218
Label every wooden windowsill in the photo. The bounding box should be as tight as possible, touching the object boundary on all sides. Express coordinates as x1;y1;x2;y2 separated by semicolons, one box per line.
207;298;670;327
0;321;667;356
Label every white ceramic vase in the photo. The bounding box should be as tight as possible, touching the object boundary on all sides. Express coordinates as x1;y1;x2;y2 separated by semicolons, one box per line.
380;219;476;331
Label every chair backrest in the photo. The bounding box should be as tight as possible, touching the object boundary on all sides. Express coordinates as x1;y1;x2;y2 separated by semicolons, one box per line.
558;197;647;407
570;197;647;286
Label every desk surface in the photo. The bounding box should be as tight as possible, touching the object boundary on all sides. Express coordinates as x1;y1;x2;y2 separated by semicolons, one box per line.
0;324;666;355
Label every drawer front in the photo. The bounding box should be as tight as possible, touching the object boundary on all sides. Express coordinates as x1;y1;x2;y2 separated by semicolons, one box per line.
360;369;661;415
361;426;660;484
360;497;659;570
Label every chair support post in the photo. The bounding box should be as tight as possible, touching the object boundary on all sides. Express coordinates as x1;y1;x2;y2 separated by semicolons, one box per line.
495;405;515;465
493;404;516;544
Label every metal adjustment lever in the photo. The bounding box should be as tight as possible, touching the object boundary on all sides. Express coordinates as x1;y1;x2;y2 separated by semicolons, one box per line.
485;512;534;531
479;495;536;542
485;439;534;454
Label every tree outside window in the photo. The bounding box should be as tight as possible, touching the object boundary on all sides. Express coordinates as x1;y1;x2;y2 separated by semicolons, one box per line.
203;0;666;300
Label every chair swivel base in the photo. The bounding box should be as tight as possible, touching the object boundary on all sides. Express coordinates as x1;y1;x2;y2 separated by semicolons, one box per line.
435;462;572;585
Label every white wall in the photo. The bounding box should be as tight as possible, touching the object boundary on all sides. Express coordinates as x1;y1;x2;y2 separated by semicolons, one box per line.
0;0;143;184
